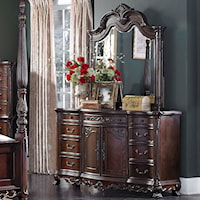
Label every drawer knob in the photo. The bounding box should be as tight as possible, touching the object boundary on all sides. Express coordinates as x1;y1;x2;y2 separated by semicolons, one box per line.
135;149;148;156
0;79;2;82
136;168;148;175
135;132;148;137
66;144;75;150
66;161;75;167
66;128;75;134
0;93;2;96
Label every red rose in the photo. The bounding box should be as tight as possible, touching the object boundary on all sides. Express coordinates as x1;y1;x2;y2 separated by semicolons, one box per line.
70;64;77;69
69;70;75;75
108;66;115;70
90;75;95;82
77;57;85;63
80;68;88;75
115;76;122;81
81;63;89;69
65;61;72;67
108;58;114;62
115;69;121;76
66;74;71;81
79;76;87;83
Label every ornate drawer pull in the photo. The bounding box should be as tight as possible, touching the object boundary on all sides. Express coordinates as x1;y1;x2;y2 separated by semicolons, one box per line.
135;149;148;156
135;132;148;137
66;128;75;134
66;144;75;150
66;161;75;167
136;168;148;175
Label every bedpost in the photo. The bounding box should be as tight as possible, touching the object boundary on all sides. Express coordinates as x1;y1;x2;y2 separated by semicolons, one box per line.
16;0;29;199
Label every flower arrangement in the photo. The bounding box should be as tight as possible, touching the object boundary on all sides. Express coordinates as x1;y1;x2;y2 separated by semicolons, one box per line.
65;57;122;85
65;56;95;85
95;58;122;82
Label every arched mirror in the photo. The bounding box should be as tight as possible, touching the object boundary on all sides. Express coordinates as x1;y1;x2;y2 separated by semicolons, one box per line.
88;3;165;111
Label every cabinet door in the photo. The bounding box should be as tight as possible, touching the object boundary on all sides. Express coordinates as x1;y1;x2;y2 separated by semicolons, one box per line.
102;127;128;177
82;125;100;174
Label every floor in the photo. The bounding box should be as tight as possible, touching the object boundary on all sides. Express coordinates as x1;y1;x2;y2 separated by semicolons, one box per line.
15;174;200;200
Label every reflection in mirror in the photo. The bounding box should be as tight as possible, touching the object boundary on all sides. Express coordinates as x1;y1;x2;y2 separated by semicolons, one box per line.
94;26;154;97
95;27;117;62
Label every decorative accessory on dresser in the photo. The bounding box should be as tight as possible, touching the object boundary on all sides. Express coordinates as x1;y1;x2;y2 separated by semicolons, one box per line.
65;56;123;109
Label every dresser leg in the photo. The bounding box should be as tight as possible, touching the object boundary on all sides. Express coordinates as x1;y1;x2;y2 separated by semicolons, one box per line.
53;174;61;185
152;191;163;198
172;189;180;196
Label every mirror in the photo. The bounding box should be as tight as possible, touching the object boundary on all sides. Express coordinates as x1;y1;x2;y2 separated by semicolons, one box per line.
88;3;165;110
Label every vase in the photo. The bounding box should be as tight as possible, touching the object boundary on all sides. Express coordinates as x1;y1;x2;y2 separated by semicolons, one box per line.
74;83;89;108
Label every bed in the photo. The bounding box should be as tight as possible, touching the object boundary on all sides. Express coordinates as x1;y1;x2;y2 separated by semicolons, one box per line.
0;0;28;199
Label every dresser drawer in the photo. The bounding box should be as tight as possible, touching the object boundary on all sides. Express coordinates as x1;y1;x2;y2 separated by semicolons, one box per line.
83;113;127;125
129;163;154;179
61;112;79;121
0;104;9;116
130;128;154;142
0;65;10;74
0;89;8;102
129;144;154;160
0;76;8;87
61;124;80;136
60;156;80;171
61;138;80;154
0;120;10;136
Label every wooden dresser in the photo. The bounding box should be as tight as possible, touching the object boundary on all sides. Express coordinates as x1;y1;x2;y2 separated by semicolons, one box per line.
0;61;14;137
55;108;181;197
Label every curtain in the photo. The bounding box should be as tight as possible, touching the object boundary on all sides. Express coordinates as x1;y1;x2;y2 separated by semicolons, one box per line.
70;0;93;108
28;0;57;174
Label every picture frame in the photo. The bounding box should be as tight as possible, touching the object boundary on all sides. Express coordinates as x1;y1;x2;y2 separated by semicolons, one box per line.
132;27;151;60
95;81;123;109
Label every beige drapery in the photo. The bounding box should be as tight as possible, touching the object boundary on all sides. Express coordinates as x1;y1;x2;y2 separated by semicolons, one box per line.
70;0;93;108
70;0;93;60
28;0;57;174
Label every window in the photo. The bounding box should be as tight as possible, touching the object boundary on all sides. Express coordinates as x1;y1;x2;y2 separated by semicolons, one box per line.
54;0;71;108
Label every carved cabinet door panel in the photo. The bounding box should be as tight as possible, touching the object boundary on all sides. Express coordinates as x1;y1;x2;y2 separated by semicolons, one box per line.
82;125;100;174
101;127;128;178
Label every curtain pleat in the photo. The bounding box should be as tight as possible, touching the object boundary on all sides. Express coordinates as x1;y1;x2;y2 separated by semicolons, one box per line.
70;0;93;61
28;0;93;173
28;0;57;174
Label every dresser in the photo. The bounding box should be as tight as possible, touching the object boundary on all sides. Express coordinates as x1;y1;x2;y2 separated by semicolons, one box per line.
0;61;14;137
55;108;181;197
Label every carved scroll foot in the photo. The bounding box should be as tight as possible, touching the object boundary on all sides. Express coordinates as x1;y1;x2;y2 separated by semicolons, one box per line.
152;191;163;198
53;174;61;185
172;184;181;196
172;190;180;196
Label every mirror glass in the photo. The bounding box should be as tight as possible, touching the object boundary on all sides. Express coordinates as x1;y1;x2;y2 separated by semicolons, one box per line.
93;26;155;96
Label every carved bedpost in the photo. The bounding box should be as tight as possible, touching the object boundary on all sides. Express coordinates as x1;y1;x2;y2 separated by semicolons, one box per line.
16;0;29;199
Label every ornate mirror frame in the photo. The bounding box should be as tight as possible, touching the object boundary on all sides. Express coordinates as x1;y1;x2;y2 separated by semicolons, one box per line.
88;3;165;111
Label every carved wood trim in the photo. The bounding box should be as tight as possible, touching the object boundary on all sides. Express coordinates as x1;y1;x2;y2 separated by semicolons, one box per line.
88;3;155;42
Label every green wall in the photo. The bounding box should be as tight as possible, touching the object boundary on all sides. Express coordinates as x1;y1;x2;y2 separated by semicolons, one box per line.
0;0;19;62
94;0;200;178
